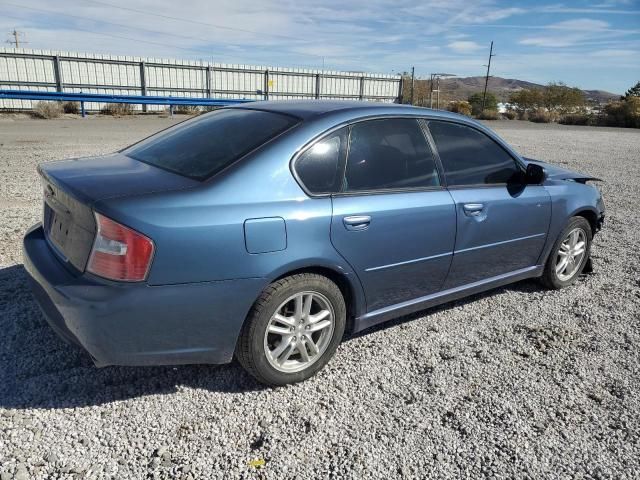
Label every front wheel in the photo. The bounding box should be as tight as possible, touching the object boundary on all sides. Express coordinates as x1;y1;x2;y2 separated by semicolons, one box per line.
236;274;346;386
541;216;592;289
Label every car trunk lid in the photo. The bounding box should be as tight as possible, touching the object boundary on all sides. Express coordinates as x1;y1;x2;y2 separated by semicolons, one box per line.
38;153;199;272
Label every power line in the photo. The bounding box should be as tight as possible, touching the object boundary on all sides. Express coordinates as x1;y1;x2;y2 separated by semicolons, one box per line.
1;2;321;60
0;1;378;69
0;13;251;60
0;11;348;71
81;0;305;42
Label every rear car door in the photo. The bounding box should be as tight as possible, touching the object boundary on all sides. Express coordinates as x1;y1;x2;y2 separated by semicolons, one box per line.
327;118;456;312
426;120;551;289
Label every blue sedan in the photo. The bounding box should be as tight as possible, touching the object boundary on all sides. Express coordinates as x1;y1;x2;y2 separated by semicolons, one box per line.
23;101;605;385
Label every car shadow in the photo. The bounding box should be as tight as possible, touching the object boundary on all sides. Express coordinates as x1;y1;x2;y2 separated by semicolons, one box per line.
0;263;564;410
0;264;265;410
347;277;546;340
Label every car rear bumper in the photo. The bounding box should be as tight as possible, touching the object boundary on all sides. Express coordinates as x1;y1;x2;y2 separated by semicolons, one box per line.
23;224;266;367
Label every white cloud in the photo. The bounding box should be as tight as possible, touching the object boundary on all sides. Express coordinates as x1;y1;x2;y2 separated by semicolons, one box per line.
450;6;527;23
549;19;611;31
448;41;484;53
590;48;638;57
518;18;632;48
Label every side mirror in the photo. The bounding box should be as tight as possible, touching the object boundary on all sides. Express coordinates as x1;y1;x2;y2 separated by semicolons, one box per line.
525;163;546;184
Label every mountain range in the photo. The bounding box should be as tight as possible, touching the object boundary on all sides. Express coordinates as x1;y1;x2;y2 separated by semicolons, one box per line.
427;76;619;104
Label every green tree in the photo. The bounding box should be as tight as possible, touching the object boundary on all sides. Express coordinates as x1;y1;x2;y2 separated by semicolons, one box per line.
543;82;584;114
509;89;543;114
622;81;640;99
468;92;498;116
509;83;584;116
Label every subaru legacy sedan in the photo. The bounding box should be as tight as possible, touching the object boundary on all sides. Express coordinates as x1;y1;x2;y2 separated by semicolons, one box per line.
23;101;604;385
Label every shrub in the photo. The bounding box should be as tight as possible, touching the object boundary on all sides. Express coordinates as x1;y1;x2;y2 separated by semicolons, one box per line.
446;101;472;116
101;103;133;116
32;101;63;119
529;109;555;123
502;110;517;120
602;97;640;128
62;101;80;114
559;113;593;126
172;105;201;115
477;109;499;120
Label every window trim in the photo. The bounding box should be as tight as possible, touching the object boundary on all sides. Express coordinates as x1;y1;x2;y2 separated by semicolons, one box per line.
424;118;527;190
290;115;446;198
123;108;301;182
290;125;349;197
290;114;529;198
290;128;348;196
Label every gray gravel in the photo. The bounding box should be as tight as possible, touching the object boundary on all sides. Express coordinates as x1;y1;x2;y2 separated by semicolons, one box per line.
0;115;639;479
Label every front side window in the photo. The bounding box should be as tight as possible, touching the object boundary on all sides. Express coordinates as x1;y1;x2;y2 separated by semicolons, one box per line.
343;118;440;192
428;121;522;186
294;128;346;195
125;109;298;180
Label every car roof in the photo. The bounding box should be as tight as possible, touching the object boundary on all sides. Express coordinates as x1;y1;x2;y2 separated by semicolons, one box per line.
230;99;468;122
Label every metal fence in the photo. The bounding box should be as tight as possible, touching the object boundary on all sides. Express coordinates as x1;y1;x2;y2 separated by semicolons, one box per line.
0;48;402;111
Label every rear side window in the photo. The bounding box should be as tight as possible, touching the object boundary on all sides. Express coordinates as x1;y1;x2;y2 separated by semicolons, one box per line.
428;121;522;186
125;109;297;180
294;128;346;195
344;118;440;192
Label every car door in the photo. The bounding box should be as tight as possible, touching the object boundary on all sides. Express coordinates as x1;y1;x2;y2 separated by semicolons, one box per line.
329;118;456;312
426;120;551;289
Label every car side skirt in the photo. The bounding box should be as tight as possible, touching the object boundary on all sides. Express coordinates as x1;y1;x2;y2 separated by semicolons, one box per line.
353;265;543;333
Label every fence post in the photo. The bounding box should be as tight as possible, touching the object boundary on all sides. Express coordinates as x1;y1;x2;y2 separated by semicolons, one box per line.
206;66;212;98
396;77;403;104
264;70;269;100
139;61;147;112
52;56;63;92
359;76;365;101
315;74;321;99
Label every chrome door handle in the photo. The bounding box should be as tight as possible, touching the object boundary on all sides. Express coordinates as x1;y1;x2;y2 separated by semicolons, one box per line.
463;203;485;216
343;215;371;231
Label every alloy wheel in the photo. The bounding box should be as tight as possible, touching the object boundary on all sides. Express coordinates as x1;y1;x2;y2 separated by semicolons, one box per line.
555;227;587;282
263;291;335;373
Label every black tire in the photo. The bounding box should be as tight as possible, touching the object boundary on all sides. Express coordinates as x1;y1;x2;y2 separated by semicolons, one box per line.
236;273;346;386
541;216;592;289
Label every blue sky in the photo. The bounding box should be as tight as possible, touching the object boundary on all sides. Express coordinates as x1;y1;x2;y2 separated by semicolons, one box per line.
1;0;639;93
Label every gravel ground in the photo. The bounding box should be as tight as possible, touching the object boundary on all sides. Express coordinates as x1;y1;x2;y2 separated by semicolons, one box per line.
0;115;639;479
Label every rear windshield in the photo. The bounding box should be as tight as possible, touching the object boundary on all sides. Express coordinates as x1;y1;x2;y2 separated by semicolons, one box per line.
124;109;298;180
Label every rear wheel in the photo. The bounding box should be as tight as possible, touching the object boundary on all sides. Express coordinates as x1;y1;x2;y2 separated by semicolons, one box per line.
236;274;346;386
541;216;592;289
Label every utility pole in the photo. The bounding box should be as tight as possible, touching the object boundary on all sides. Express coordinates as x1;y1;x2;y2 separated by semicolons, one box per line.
410;66;415;105
429;73;456;109
7;30;27;48
481;41;495;112
429;74;434;108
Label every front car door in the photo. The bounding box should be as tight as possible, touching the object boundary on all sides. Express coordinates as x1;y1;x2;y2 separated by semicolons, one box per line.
425;120;551;289
328;118;456;311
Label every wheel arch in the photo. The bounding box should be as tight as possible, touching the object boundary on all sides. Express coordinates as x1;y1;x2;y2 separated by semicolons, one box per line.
268;264;364;334
570;207;598;235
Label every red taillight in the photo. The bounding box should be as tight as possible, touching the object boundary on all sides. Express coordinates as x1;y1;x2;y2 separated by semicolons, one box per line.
87;212;154;282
